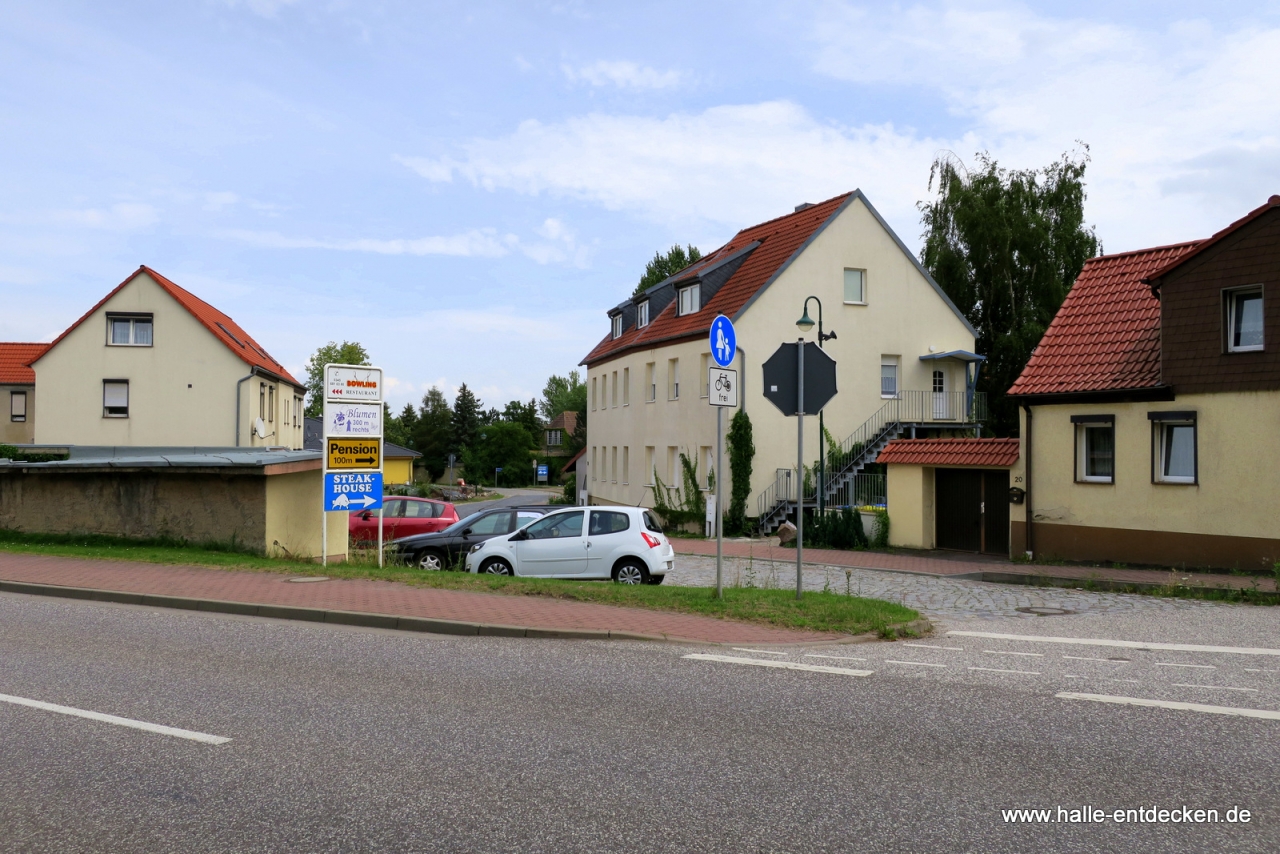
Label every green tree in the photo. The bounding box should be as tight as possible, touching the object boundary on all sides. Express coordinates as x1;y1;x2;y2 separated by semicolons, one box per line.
634;244;703;297
502;399;542;442
918;148;1100;436
384;402;416;449
302;341;370;417
539;371;587;421
464;421;536;487
413;388;452;481
450;384;483;455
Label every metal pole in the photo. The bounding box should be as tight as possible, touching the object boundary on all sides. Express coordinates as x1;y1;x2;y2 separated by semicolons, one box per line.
715;404;724;599
377;506;384;568
796;337;804;601
322;507;328;568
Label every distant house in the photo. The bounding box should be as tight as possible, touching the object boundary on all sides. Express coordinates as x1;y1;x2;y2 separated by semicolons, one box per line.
0;343;46;445
303;416;421;485
542;411;578;457
30;266;306;448
1007;196;1280;569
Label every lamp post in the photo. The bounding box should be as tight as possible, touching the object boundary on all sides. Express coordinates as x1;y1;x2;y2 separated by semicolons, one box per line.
797;297;836;516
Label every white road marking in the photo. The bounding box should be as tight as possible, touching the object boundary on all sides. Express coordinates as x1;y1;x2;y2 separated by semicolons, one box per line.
803;654;868;661
948;631;1280;657
1155;663;1215;669
1063;656;1122;662
1243;668;1280;673
902;643;963;651
0;693;231;745
1172;683;1259;693
684;654;873;677
885;660;946;668
969;666;1040;675
983;650;1044;657
1112;679;1142;684
1064;674;1084;679
1057;692;1280;721
731;648;788;656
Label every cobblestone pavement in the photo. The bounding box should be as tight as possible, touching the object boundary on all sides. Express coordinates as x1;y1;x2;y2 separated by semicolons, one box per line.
668;553;1225;624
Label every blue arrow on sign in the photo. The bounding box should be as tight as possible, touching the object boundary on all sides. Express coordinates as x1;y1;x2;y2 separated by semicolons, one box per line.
325;472;383;511
710;314;736;368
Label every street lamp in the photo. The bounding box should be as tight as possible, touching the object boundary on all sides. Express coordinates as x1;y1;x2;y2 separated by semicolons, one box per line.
797;296;836;515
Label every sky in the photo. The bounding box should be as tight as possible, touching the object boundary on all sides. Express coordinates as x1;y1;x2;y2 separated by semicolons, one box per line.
3;0;1278;412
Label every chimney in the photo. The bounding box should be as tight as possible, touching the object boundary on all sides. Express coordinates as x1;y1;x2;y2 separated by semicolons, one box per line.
794;202;814;212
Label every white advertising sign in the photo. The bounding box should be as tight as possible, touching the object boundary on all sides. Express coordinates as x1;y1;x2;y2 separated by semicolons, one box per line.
324;401;383;438
708;367;738;407
325;365;383;402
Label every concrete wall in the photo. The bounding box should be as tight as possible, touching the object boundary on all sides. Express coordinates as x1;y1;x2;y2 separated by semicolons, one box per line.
585;196;976;511
265;468;342;559
32;271;304;449
1;384;34;445
1016;391;1280;568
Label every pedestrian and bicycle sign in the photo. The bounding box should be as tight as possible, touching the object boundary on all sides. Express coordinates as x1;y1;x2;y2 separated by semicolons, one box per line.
710;315;736;368
325;472;383;511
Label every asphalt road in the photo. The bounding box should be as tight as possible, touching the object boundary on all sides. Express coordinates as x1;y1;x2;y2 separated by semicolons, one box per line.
455;488;553;519
1;591;1275;853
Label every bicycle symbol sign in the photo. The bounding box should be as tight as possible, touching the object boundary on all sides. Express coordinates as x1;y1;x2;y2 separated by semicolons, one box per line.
710;315;736;368
708;367;737;407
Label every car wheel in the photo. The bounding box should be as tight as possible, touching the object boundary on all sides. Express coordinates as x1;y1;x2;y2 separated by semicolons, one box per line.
416;550;446;571
613;560;649;585
645;574;665;585
481;558;513;576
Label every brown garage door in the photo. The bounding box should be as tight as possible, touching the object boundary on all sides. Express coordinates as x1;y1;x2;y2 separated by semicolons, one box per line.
936;468;1009;555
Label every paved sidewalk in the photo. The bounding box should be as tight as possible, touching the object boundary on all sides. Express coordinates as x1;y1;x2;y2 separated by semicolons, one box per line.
0;553;847;645
671;539;1276;592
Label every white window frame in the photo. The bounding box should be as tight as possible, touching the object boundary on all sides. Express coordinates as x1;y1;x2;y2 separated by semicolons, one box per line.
1225;287;1264;353
103;380;129;418
611;446;618;483
10;390;27;422
880;358;899;398
591;377;597;411
106;314;154;347
645;362;656;402
611;314;623;339
1075;421;1115;484
678;284;700;316
611;371;618;408
1152;417;1197;485
668;358;679;400
547;429;562;447
622;367;630;406
637;301;649;328
843;268;866;305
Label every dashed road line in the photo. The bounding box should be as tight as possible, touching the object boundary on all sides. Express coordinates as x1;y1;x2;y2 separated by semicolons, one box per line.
1057;692;1280;720
1243;668;1280;673
1156;662;1215;669
969;666;1040;676
683;654;873;677
948;631;1280;657
1063;656;1125;662
0;692;231;745
983;650;1044;657
1172;683;1259;693
731;648;788;656
902;643;963;651
885;660;946;668
802;654;868;662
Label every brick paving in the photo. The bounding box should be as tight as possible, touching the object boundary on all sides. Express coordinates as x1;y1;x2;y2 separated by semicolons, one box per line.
0;553;845;644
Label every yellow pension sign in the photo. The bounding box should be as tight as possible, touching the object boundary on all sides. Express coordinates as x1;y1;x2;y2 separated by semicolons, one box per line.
327;438;382;471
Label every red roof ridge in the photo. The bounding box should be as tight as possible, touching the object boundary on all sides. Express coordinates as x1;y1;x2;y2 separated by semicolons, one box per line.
1087;239;1202;263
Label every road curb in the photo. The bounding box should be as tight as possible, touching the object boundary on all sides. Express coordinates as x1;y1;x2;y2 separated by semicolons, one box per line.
980;571;1279;601
0;578;888;646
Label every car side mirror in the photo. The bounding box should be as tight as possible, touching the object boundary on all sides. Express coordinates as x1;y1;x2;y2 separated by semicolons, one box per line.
361;511;372;520
461;528;472;537
510;530;527;542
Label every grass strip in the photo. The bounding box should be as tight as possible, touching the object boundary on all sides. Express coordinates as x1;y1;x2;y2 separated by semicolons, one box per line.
0;531;918;636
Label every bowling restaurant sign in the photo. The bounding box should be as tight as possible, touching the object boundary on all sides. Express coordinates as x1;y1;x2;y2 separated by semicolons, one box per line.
325;366;383;402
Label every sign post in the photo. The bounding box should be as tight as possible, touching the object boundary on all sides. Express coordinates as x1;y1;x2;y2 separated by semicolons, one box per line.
322;364;384;567
709;315;737;599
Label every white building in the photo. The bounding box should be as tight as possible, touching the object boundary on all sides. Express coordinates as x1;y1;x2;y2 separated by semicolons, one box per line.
580;191;984;529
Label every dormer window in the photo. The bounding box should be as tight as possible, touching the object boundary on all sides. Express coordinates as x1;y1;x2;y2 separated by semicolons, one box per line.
637;300;649;328
678;284;700;315
107;314;153;346
611;314;623;339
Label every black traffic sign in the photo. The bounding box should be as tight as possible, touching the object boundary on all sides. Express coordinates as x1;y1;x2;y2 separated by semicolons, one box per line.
762;342;837;416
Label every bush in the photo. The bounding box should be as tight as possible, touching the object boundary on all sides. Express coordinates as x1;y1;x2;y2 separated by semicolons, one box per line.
871;509;890;548
805;507;869;550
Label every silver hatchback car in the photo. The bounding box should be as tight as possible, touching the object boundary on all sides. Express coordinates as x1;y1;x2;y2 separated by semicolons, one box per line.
463;506;674;584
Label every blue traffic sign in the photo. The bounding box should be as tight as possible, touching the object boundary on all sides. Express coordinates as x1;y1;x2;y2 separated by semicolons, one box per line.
325;472;383;512
537;465;548;476
710;315;736;368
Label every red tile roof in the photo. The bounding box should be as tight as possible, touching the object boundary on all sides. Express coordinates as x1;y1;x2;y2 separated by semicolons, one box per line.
1007;242;1202;397
877;438;1020;467
582;193;854;366
0;342;48;384
35;266;301;387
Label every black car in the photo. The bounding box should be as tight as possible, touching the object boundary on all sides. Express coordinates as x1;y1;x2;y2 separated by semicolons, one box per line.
392;505;555;570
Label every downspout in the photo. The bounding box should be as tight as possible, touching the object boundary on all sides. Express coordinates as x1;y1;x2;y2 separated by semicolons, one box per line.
235;367;263;447
736;347;746;414
1022;403;1033;558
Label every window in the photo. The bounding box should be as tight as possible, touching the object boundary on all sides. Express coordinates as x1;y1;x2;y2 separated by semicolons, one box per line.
1226;288;1263;352
404;500;440;518
611;446;618;483
259;383;266;418
107;314;153;346
589;510;630;535
645;446;655;485
268;386;275;422
103;380;129;417
622;368;630;405
844;269;866;304
880;357;899;398
611;371;618;407
591;447;597;480
591;377;597;411
10;391;26;423
525;511;584;540
645;362;656;402
622;446;629;484
702;446;714;489
637;300;650;328
668;358;679;399
469;511;514;536
700;353;711;397
611;314;623;339
667;446;678;483
1150;412;1197;484
1073;416;1115;483
547;429;563;447
678;284;700;315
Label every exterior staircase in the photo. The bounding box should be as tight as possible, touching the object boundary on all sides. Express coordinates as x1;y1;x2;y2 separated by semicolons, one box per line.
755;390;987;534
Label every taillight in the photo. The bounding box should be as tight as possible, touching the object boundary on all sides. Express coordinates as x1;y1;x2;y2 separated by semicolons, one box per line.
641;532;661;549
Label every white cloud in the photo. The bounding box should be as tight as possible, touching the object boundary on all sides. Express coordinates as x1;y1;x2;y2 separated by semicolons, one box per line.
563;60;684;90
217;227;516;257
55;202;159;231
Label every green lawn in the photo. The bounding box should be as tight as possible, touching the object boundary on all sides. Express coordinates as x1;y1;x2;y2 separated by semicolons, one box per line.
0;530;919;637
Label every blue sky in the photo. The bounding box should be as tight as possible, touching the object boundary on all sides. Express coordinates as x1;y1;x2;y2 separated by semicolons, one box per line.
4;1;1278;411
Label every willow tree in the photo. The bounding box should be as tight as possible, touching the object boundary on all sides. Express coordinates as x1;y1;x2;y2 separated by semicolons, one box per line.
918;148;1100;436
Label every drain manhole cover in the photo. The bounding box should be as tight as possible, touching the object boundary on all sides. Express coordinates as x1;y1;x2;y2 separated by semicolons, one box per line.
1016;606;1074;616
287;576;330;583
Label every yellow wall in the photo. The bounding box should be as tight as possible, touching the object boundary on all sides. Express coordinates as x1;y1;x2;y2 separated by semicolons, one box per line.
1;384;35;445
384;457;414;485
1020;391;1280;541
264;467;344;560
886;464;933;549
585;195;976;510
32;272;305;449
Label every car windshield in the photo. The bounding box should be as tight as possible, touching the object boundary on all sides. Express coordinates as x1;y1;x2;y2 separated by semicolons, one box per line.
441;513;486;534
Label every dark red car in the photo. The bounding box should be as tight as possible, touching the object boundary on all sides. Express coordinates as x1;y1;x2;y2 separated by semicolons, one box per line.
349;497;459;544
